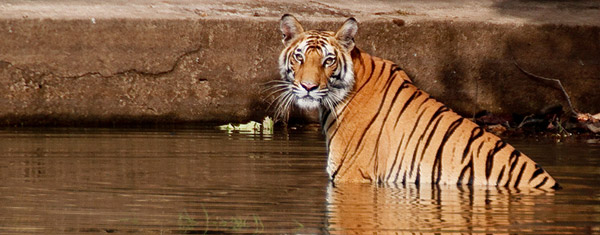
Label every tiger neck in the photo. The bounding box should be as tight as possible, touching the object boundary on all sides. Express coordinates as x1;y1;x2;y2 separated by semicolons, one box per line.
319;48;383;132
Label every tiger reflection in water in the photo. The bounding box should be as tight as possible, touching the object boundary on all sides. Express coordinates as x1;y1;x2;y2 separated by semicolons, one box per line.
269;14;560;190
325;182;555;234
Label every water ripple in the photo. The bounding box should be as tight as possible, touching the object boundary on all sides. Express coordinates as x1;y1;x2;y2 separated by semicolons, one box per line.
0;127;598;234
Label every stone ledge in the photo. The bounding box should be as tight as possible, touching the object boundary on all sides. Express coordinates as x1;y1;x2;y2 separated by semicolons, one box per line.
1;0;599;126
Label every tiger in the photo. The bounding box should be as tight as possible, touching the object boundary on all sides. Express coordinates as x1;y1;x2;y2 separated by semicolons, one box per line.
270;14;560;190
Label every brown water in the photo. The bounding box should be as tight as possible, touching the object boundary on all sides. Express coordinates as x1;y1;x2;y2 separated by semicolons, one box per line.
0;127;598;234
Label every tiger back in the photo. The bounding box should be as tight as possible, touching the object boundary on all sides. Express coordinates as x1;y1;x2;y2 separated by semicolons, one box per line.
274;14;560;190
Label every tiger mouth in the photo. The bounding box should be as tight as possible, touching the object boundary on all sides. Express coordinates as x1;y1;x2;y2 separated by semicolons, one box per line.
296;95;321;109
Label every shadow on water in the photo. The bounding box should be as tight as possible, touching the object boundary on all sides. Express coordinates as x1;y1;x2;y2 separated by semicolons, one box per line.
0;127;598;234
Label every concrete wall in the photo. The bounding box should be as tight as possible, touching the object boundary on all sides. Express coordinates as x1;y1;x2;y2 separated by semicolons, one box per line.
1;1;599;126
1;18;278;125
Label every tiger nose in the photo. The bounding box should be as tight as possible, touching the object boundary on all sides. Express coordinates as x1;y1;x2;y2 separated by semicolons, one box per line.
301;81;318;91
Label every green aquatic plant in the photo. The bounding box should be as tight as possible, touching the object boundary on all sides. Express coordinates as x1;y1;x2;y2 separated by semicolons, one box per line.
191;205;266;234
178;211;198;233
218;116;274;134
262;116;274;134
253;215;264;234
293;219;304;232
230;216;247;230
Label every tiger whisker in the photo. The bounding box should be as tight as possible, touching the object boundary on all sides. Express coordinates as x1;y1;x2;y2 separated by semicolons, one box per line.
261;83;291;95
267;90;291;113
263;81;290;87
263;84;290;92
261;80;290;86
323;97;338;122
274;91;295;122
262;87;291;101
268;89;292;110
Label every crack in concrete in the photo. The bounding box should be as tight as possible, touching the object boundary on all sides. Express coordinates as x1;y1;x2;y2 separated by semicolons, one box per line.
0;45;206;125
0;46;203;81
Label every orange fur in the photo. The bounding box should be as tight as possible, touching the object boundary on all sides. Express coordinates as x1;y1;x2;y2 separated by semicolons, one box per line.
276;15;560;190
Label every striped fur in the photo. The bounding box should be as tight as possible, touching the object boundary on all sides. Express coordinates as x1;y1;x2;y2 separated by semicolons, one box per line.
273;15;560;190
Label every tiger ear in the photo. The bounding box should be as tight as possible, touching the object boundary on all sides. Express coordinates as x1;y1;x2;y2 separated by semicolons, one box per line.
335;17;358;51
280;14;304;47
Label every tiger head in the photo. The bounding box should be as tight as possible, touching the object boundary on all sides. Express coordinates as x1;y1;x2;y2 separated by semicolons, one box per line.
272;14;358;120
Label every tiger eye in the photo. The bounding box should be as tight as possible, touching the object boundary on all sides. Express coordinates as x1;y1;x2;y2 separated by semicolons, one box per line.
294;53;304;63
324;57;336;67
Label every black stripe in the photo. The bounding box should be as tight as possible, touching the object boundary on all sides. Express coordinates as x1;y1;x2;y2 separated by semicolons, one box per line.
410;106;451;175
390;64;403;74
534;177;548;188
409;106;450;176
475;140;485;157
388;67;402;82
358;168;371;181
283;46;293;58
367;59;376;81
486;140;507;180
331;168;340;180
375;62;387;84
351;66;395;149
513;162;527;187
462;127;483;163
373;144;380;179
390;98;430;182
371;79;411;172
432;117;464;184
551;183;562;190
504;150;521;187
326;58;378;146
457;159;472;185
337;52;348;81
412;113;445;177
378;66;395;94
340;54;348;78
496;166;505;186
495;140;507;151
330;73;341;82
393;89;421;128
509;150;521;164
344;64;397;171
330;131;358;181
529;164;545;183
392;103;429;182
380;72;404;93
391;96;431;182
326;52;350;87
415;166;421;184
468;141;486;185
468;160;474;185
387;132;405;182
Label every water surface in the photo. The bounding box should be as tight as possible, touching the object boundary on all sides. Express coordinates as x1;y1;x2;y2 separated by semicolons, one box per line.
0;127;598;234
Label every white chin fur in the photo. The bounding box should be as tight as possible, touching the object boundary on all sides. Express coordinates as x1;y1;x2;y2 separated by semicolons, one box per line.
296;97;320;109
